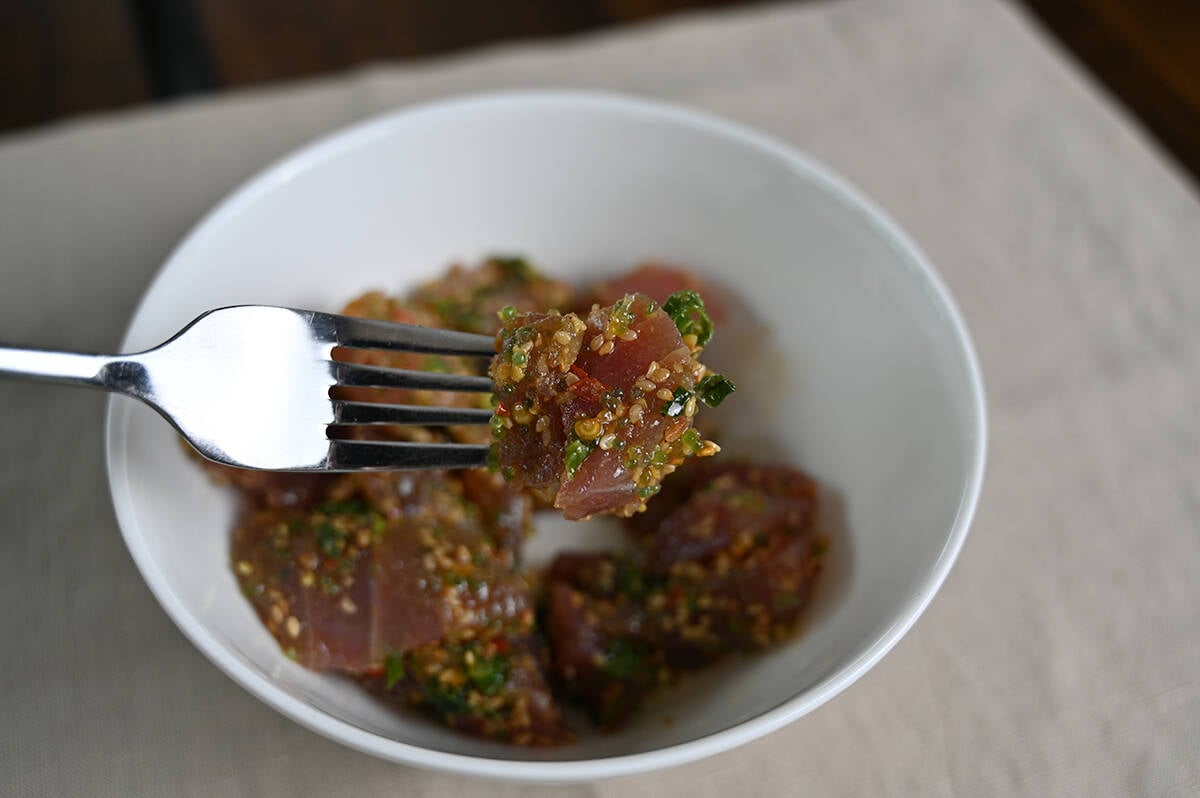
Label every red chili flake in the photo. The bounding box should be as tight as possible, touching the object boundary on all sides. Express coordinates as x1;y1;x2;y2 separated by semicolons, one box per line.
570;376;608;404
494;402;510;417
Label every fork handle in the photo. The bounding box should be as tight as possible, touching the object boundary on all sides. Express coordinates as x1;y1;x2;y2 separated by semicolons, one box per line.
0;345;121;390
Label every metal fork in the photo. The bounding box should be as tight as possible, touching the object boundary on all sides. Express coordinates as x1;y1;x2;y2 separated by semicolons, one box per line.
0;306;497;471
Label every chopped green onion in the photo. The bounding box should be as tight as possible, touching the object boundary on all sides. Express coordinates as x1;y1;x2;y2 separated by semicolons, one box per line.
384;653;406;690
422;356;450;373
489;414;506;440
498;305;517;322
611;295;636;330
695;374;736;407
316;498;368;516
491;255;534;282
660;386;692;417
425;679;470;716
680;427;702;453
564;434;596;480
614;561;653;599
602;638;645;679
774;592;800;610
466;652;510;696
637;484;661;499
316;523;346;558
662;290;713;347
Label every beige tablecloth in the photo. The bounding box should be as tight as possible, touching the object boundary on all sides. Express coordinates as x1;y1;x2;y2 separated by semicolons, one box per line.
2;0;1197;795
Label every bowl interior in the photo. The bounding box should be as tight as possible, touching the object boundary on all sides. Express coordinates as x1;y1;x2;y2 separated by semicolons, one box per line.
107;94;983;775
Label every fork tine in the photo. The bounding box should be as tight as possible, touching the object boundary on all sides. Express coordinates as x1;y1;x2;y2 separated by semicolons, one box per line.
332;401;493;426
326;439;491;470
334;361;493;393
318;311;496;357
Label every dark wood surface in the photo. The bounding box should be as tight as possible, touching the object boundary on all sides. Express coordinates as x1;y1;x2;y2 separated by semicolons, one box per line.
1;1;1197;185
191;0;743;86
1018;0;1200;186
0;1;149;127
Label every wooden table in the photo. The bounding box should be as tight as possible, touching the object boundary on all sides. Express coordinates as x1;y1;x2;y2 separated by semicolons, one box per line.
2;0;1198;184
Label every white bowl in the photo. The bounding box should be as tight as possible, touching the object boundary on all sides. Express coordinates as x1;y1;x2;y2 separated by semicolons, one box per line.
105;91;986;782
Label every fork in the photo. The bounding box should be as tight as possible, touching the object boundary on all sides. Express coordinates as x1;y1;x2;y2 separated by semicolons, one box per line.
0;306;497;471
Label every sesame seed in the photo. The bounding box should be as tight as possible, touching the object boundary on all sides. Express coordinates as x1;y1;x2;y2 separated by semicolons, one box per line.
270;605;284;624
340;597;357;614
235;560;254;576
300;572;315;588
590;335;604;351
510;365;525;382
598;433;617;450
598;340;615;355
656;388;673;401
285;616;301;638
619;329;638;341
628;404;644;423
535;416;549;433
